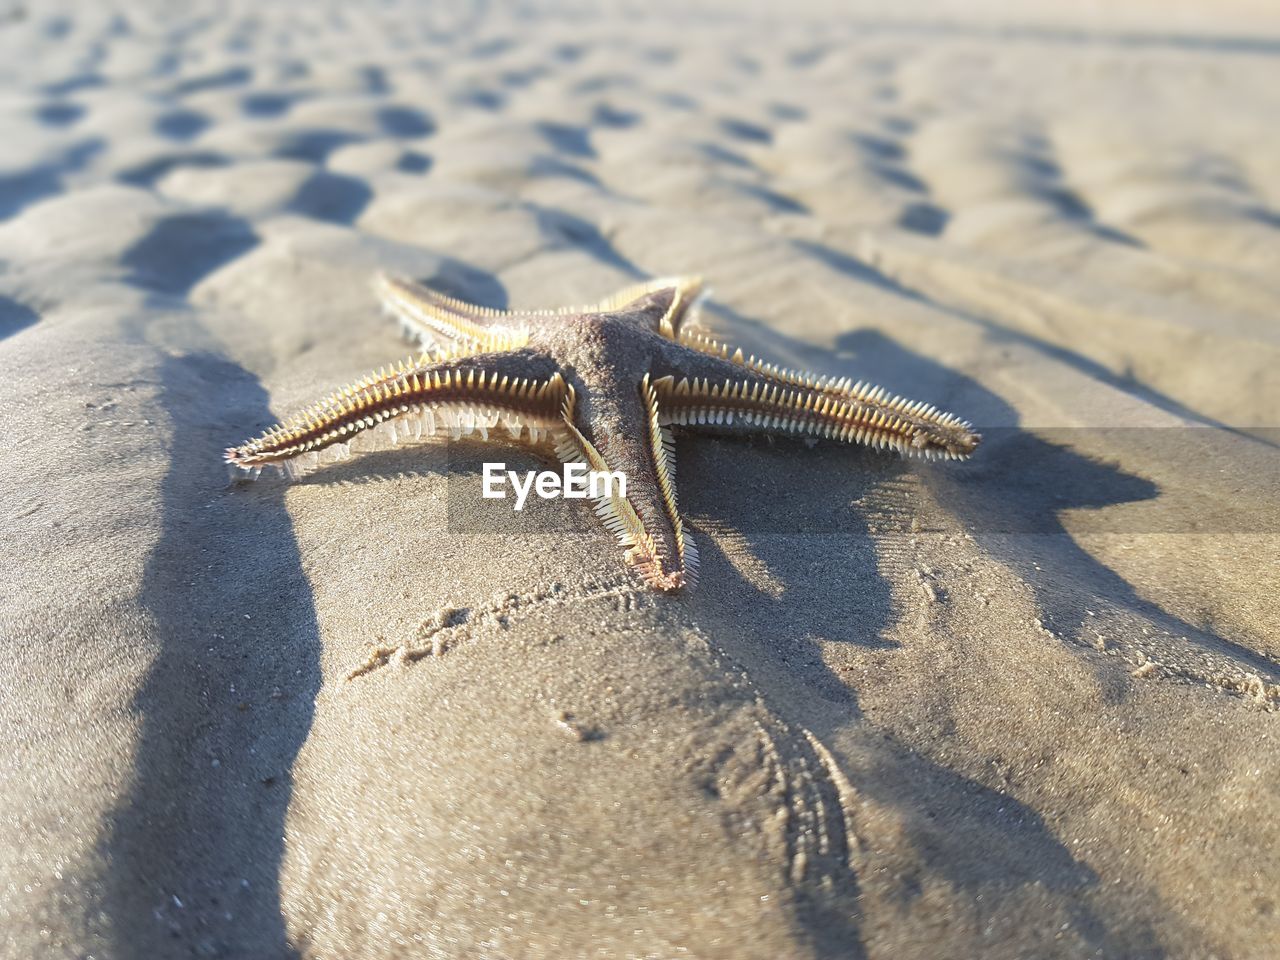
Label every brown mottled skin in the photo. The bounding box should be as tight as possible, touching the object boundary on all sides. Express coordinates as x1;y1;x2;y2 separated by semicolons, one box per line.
227;276;980;591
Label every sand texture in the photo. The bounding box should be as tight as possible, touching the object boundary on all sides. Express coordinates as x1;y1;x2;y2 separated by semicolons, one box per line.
2;1;1279;958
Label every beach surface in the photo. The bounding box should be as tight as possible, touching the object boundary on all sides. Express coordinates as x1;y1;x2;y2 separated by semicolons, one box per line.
2;1;1279;957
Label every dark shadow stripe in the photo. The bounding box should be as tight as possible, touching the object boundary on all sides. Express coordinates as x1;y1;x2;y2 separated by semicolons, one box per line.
122;211;258;294
0;294;38;340
96;352;320;958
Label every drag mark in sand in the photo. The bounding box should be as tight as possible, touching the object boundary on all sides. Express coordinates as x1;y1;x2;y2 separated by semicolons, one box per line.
683;643;866;948
345;574;651;680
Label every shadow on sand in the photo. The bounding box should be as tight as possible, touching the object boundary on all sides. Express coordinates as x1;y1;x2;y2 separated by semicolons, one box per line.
678;432;1134;957
0;294;38;340
669;255;1276;954
97;211;319;957
96;352;320;959
89;194;1246;955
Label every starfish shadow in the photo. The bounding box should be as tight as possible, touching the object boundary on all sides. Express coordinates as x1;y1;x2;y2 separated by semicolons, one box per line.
677;436;1127;957
835;329;1280;686
95;353;320;959
659;271;1276;951
288;438;606;545
695;277;1278;685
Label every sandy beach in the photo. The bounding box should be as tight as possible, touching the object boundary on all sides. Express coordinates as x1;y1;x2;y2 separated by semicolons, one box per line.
2;1;1278;957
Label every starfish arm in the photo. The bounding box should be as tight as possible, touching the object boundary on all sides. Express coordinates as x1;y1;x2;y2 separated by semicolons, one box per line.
374;272;531;353
591;276;704;337
667;325;903;402
651;346;980;460
552;377;697;591
377;273;705;351
667;322;980;431
225;349;567;480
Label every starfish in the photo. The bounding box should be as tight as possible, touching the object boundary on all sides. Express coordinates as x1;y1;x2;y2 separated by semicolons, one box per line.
226;274;980;591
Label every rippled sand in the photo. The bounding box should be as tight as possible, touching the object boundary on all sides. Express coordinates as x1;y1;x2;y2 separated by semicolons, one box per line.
2;2;1278;957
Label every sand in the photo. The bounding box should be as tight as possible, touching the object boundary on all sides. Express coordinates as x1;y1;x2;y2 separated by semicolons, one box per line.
2;1;1278;957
